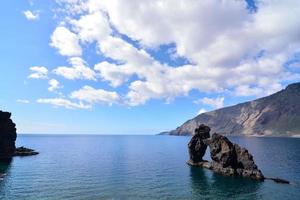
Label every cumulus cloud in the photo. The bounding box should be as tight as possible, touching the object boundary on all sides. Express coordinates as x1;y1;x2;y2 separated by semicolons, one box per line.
48;79;61;92
53;57;96;80
200;97;225;109
50;26;82;56
46;0;300;106
28;66;48;79
94;61;132;87
234;83;283;97
37;98;91;109
70;85;120;105
17;99;30;104
23;10;39;20
71;11;111;43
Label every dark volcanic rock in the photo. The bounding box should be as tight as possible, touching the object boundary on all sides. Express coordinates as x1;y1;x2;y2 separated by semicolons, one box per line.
188;124;210;163
268;177;290;184
1;111;38;161
208;133;236;168
234;144;258;170
0;111;17;161
234;144;264;179
187;125;264;180
14;146;39;156
207;133;264;180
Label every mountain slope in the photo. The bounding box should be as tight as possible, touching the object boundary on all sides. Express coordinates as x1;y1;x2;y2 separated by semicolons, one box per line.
165;82;300;136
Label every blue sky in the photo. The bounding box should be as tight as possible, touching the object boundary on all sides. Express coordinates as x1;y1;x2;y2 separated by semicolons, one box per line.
0;0;300;134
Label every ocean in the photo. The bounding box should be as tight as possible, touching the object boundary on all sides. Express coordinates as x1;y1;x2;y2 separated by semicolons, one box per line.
1;135;300;199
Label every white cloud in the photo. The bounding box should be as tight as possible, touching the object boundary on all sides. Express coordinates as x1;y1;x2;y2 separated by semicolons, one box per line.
197;108;207;115
234;83;283;97
201;97;224;109
23;10;39;20
93;0;300;65
37;98;91;109
98;36;153;66
91;0;250;61
53;57;96;80
95;0;299;102
94;61;132;87
50;26;82;56
17;99;30;104
28;66;48;79
71;11;111;43
54;0;87;15
48;0;300;106
48;79;61;92
70;85;120;105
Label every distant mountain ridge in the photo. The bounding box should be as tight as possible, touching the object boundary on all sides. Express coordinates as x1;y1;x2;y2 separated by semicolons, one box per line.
163;82;300;136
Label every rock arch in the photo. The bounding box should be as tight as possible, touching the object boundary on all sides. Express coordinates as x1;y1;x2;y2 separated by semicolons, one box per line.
187;124;264;180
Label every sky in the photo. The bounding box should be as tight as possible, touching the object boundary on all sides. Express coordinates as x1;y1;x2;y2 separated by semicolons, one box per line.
0;0;300;134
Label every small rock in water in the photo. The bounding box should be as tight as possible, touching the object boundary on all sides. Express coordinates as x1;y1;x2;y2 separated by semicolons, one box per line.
268;177;290;184
14;146;39;156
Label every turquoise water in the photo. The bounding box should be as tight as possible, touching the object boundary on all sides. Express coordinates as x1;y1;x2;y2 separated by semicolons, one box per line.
0;135;300;199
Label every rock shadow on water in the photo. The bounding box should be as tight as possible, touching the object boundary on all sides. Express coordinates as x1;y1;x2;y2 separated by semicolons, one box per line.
190;166;263;199
210;172;262;199
0;160;11;181
189;167;211;199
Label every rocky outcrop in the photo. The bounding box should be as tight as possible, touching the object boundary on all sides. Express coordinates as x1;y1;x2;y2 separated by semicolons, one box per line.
187;124;264;180
163;82;300;136
0;111;38;161
188;124;210;162
208;133;264;180
14;147;39;156
0;111;17;161
208;134;236;168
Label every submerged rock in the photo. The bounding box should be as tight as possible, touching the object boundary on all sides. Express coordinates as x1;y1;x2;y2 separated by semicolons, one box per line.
14;147;39;157
188;124;264;180
0;111;17;161
267;177;290;184
188;124;210;163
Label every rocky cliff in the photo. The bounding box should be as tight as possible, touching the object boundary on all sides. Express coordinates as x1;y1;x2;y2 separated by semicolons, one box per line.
0;111;17;161
166;82;300;136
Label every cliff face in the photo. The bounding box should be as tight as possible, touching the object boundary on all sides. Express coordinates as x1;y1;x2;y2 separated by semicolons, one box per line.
0;111;17;160
166;82;300;136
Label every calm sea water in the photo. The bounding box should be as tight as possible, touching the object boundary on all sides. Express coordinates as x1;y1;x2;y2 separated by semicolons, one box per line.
0;135;300;200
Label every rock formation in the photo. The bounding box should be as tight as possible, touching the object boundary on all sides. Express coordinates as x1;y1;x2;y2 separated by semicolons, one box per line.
208;133;264;180
188;124;210;162
14;147;39;156
163;82;300;136
0;111;38;161
0;111;17;161
187;124;264;180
